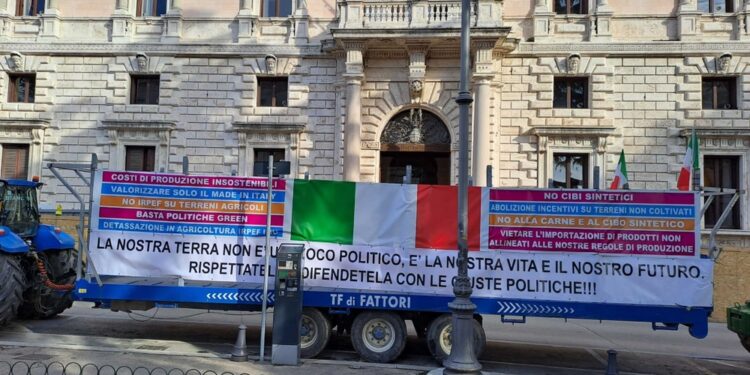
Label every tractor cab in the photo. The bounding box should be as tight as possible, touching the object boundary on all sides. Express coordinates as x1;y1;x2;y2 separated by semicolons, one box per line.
0;179;41;240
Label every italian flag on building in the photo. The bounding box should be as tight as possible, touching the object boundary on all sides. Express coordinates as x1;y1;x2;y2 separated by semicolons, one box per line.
285;180;485;250
677;130;699;191
609;150;629;190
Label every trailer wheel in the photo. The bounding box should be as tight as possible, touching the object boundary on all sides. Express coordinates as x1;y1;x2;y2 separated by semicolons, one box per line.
0;253;25;326
300;308;331;358
740;334;750;353
19;249;76;319
426;314;486;364
351;311;407;363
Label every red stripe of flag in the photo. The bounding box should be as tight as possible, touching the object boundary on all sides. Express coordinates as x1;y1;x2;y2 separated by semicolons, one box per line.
416;185;481;250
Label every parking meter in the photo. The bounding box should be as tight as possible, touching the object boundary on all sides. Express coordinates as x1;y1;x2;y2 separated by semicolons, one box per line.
271;243;304;365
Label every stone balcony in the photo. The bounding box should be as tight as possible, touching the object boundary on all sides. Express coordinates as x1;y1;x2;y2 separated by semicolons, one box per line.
332;0;509;51
337;0;502;30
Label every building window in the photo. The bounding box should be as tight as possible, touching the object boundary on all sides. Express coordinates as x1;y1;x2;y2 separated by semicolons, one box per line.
130;75;160;105
15;0;44;16
253;148;285;177
698;0;733;13
704;155;741;229
8;74;35;103
553;77;588;109
257;77;288;107
552;153;589;188
554;0;587;15
136;0;167;17
1;144;29;180
125;146;156;172
262;0;292;17
702;77;736;110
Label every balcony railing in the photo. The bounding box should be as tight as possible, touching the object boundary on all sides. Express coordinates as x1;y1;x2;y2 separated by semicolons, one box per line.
341;0;499;29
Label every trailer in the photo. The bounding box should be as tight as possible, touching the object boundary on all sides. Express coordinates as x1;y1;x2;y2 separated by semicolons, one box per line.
50;155;731;364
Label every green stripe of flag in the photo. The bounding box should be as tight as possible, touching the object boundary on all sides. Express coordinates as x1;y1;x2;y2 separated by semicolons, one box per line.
291;180;356;244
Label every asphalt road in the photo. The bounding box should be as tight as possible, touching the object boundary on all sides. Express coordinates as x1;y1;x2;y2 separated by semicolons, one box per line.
0;303;748;374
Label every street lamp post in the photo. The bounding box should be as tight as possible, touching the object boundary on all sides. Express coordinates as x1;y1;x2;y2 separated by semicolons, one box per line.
442;0;481;373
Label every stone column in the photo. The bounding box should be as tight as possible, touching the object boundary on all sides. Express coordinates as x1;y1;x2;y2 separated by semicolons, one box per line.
738;0;750;40
472;77;492;186
292;0;309;44
471;40;495;186
591;0;613;41
162;0;184;42
112;0;132;42
0;0;9;38
533;0;554;42
342;41;365;182
39;0;61;40
678;0;701;41
115;0;128;10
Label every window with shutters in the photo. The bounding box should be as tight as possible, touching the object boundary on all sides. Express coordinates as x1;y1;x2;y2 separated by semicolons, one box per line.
125;146;156;172
552;153;589;189
257;77;288;107
8;74;35;103
702;77;737;110
554;0;587;15
553;77;588;109
130;75;160;105
15;0;45;16
1;144;29;180
136;0;168;17
261;0;292;17
704;155;741;229
253;148;285;177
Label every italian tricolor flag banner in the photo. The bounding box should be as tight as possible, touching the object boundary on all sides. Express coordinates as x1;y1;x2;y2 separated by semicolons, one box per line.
609;150;629;190
285;180;486;250
677;130;699;191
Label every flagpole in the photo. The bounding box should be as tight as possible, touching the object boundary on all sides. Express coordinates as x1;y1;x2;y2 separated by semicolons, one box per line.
690;129;700;192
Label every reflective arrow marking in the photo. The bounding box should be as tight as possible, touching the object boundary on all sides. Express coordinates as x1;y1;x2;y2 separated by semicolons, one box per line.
206;291;275;303
497;301;574;315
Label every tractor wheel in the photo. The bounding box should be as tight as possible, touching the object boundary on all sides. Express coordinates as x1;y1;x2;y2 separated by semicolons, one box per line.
19;249;77;319
740;334;750;353
0;253;25;327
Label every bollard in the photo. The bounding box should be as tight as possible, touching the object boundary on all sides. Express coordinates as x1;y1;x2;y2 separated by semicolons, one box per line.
605;349;618;375
231;324;248;362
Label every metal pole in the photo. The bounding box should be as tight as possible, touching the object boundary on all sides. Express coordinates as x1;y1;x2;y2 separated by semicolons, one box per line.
259;155;274;362
442;0;481;373
691;129;700;192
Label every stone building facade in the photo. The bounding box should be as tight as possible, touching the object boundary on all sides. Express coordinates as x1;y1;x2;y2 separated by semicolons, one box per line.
0;0;749;317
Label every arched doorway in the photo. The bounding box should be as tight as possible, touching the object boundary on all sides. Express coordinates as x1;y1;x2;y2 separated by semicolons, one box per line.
379;108;451;185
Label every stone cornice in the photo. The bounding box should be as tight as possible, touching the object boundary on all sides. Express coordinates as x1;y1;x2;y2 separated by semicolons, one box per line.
232;122;305;133
101;120;176;131
0;43;322;56
679;127;750;138
516;42;750;56
530;126;618;137
0;118;50;129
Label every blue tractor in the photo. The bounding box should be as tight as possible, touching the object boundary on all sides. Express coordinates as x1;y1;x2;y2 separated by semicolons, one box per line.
0;179;76;326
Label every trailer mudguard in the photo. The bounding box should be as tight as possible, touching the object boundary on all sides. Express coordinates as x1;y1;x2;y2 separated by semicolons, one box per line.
0;225;29;253
33;224;75;252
